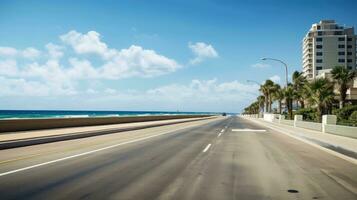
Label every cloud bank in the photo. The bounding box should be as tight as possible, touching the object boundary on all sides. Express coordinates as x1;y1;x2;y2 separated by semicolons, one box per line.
0;30;181;96
0;30;257;112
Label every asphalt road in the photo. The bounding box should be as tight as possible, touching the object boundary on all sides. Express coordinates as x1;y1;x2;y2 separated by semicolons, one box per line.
0;116;356;200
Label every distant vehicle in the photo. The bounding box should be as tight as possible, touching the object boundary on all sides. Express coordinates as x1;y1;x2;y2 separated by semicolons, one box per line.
222;113;227;116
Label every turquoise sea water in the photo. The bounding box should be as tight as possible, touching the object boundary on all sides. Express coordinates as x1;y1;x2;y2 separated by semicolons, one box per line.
0;110;217;119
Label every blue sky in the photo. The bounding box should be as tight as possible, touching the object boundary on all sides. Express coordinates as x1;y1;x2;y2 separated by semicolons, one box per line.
0;0;356;112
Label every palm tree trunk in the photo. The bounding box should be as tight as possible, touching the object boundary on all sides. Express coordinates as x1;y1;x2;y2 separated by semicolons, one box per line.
289;100;293;119
265;96;268;113
269;96;272;113
317;105;323;122
299;100;305;109
340;86;347;108
279;100;282;114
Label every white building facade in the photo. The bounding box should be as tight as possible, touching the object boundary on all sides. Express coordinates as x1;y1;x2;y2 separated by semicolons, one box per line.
302;20;356;80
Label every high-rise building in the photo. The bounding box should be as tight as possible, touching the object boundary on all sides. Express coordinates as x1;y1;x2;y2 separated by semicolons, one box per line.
302;20;356;80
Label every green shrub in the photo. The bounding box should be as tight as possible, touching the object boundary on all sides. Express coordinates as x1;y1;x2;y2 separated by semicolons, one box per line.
350;111;357;120
348;111;357;126
333;105;357;121
295;108;317;122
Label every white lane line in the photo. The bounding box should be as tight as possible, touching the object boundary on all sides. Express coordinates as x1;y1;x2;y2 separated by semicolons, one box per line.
220;129;225;133
218;132;222;137
232;129;266;132
0;128;188;177
203;144;212;152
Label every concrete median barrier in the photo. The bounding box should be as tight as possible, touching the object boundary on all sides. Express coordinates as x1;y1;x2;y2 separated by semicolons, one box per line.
0;115;213;133
0;116;217;150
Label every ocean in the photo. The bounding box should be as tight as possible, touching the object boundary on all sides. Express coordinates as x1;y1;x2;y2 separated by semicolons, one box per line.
0;110;217;120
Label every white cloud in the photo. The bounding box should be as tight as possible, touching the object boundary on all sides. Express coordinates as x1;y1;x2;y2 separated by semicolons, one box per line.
46;43;64;59
0;46;42;59
91;79;260;112
147;79;258;101
104;88;117;94
0;47;18;56
86;88;97;94
60;30;180;79
0;77;259;112
0;59;18;76
100;45;180;79
60;30;116;59
22;47;41;59
0;76;51;96
188;42;218;65
269;75;281;83
0;30;182;97
68;57;98;79
251;63;270;68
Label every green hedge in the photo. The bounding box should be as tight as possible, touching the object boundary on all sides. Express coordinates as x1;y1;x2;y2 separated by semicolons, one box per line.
333;105;357;120
347;111;357;126
332;105;357;126
294;108;318;122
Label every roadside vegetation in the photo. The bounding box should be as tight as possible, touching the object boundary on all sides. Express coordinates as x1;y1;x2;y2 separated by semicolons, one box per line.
243;66;357;126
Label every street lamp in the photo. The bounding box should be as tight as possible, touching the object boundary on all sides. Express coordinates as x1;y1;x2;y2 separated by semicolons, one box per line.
261;57;289;87
246;80;261;85
247;80;264;115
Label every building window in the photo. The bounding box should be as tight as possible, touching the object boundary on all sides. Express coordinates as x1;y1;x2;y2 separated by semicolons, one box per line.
338;52;345;55
347;59;352;63
338;59;345;63
347;52;352;55
316;66;322;70
316;45;323;49
338;44;345;48
316;52;323;56
317;25;321;30
316;59;323;63
316;38;323;42
347;38;353;41
338;37;345;41
318;32;323;36
334;31;343;35
347;45;352;48
348;66;352;70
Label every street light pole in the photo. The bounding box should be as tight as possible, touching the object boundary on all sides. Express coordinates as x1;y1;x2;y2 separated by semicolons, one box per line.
246;80;265;115
261;57;289;87
246;80;261;85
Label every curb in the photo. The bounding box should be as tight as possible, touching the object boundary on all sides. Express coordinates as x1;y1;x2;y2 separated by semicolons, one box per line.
0;117;216;150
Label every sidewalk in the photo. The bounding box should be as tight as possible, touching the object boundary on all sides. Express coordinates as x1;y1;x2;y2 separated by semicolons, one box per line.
240;116;357;163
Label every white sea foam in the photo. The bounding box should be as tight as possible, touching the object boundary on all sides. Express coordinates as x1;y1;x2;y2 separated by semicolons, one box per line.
61;115;90;118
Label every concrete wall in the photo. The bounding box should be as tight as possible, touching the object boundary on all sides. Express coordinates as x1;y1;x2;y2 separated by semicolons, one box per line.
263;113;280;122
295;121;322;131
324;124;357;139
260;114;357;139
0;115;213;133
280;119;294;126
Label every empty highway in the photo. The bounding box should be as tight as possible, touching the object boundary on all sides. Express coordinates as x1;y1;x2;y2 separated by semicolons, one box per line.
0;116;356;200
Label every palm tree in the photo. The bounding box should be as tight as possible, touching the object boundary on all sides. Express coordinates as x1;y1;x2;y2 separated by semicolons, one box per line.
284;83;294;119
305;78;335;122
268;83;279;112
257;95;265;115
292;71;307;108
259;80;275;113
272;84;284;114
331;66;357;108
243;101;260;114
